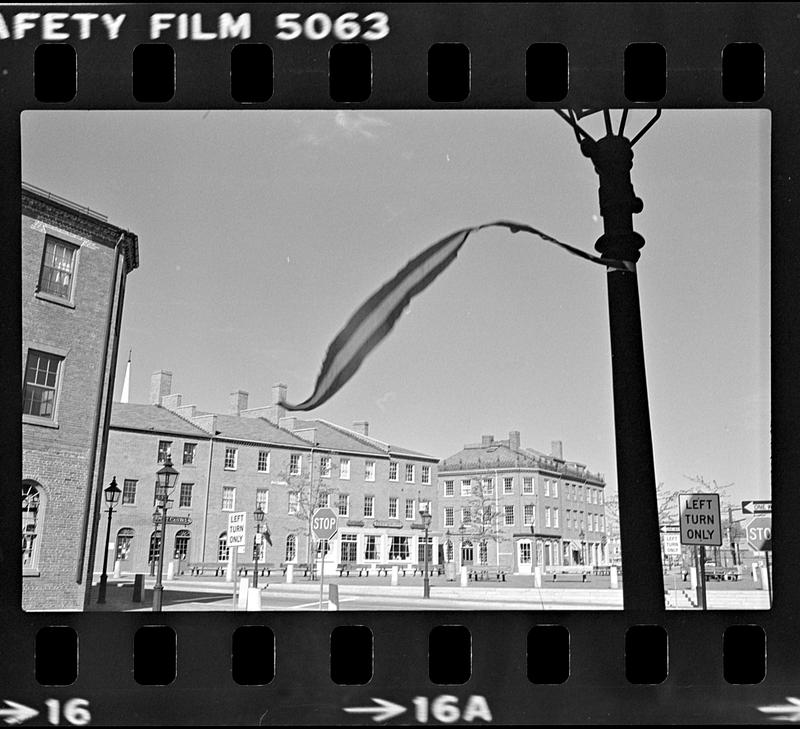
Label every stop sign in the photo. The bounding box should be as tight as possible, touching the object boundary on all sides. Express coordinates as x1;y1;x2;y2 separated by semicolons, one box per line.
745;515;772;552
311;507;339;540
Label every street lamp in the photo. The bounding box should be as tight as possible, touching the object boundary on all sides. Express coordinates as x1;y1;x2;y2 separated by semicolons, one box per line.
420;507;432;599
152;456;179;612
96;476;121;604
579;529;586;566
253;506;265;588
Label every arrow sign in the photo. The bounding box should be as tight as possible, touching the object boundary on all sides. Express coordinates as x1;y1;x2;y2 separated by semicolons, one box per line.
0;701;38;726
742;500;772;514
343;698;406;722
757;696;800;722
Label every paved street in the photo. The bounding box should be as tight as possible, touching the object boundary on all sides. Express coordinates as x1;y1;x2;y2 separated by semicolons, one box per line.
86;571;770;612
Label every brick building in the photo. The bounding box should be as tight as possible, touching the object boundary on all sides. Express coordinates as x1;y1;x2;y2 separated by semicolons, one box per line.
22;183;139;610
94;376;440;578
437;432;608;574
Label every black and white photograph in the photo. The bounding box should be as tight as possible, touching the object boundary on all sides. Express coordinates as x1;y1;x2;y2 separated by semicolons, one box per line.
20;107;770;613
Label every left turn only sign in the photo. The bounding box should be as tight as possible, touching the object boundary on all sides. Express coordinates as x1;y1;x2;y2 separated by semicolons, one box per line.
679;493;722;546
227;511;247;547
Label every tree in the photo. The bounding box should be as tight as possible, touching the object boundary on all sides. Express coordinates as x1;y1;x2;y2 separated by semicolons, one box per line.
459;477;506;565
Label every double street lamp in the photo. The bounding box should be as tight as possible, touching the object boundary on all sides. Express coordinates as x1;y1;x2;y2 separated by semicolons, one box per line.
252;506;265;588
419;507;432;599
97;477;122;604
153;456;179;612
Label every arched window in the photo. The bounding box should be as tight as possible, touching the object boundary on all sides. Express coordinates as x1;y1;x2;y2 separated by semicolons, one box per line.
174;530;190;560
461;540;474;564
22;482;44;570
285;534;296;562
116;528;134;561
479;540;488;565
148;531;161;565
218;532;229;562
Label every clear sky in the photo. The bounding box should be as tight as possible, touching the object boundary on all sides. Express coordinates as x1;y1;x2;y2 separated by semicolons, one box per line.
22;109;770;510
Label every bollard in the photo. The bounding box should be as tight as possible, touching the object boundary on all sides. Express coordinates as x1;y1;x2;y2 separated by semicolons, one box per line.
752;563;759;582
760;562;769;592
460;566;468;587
533;566;542;588
690;567;698;590
286;564;294;584
328;583;339;611
226;560;234;582
113;560;121;579
237;578;249;609
610;566;619;590
166;561;175;581
391;565;399;586
246;587;262;611
132;574;144;603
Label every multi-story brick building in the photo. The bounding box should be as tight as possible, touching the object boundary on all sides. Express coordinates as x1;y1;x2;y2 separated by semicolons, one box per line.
437;432;608;574
94;376;440;578
22;183;139;610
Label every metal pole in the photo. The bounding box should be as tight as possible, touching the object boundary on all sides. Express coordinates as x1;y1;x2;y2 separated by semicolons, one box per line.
153;501;167;612
698;545;708;610
764;549;772;607
582;131;664;611
97;505;114;604
423;525;430;599
319;539;326;610
253;525;260;589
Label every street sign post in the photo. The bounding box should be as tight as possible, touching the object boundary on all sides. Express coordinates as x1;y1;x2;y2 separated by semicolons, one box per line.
679;494;722;611
746;515;772;607
312;507;339;610
742;500;772;515
227;512;247;610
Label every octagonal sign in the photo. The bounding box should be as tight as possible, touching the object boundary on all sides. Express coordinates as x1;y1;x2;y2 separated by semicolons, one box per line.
746;515;772;552
311;507;339;541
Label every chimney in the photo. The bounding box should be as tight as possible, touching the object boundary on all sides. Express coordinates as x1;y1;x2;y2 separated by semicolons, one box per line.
551;440;563;460
279;416;298;432
353;420;369;436
161;393;182;411
481;435;494;446
509;430;521;451
229;390;249;415
265;382;287;423
150;370;172;405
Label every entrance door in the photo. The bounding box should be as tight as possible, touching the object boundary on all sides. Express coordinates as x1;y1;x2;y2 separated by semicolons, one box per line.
517;540;533;575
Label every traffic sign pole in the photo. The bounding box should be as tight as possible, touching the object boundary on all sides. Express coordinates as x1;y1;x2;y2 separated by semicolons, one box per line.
311;507;339;611
764;549;772;607
319;539;326;611
697;545;707;610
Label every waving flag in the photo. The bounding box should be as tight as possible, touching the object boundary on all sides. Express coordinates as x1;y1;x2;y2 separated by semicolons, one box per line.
280;220;630;412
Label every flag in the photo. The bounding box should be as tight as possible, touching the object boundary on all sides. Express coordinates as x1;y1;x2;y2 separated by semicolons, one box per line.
280;220;629;412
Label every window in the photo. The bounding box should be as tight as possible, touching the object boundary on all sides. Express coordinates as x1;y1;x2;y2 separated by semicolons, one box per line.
553;481;559;498
339;458;350;480
22;483;43;569
317;491;330;509
363;495;374;518
444;507;454;527
23;350;63;419
418;536;433;563
290;453;301;475
122;479;137;505
179;482;193;508
256;488;268;513
545;507;551;527
554;508;560;528
405;498;415;520
365;461;375;481
218;532;229;562
38;236;78;300
389;461;398;481
174;530;190;560
599;490;604;505
544;480;550;497
405;464;415;483
288;491;299;514
157;440;172;463
340;534;357;562
364;535;379;560
523;477;534;494
482;478;494;496
504;477;514;494
461;540;474;564
444;480;454;497
388;497;398;519
462;507;472;524
224;447;238;470
479;540;488;565
504;505;515;526
389;536;410;561
258;450;270;472
421;465;431;485
524;504;535;526
337;493;349;517
285;534;296;562
149;531;162;565
183;443;196;465
320;456;332;478
222;486;235;511
460;479;472;496
600;515;605;532
116;528;134;561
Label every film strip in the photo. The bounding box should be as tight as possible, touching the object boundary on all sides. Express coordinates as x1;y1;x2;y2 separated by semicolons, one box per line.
0;2;794;725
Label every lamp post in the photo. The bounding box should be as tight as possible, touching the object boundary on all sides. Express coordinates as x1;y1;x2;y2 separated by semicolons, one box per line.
152;456;179;612
97;477;121;604
579;529;586;566
252;506;265;588
420;507;432;599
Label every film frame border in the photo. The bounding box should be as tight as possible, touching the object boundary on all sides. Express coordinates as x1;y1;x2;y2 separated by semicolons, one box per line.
0;2;794;725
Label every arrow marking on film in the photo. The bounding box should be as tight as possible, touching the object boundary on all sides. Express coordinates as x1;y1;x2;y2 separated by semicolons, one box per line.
0;701;38;726
344;698;407;722
757;697;800;722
